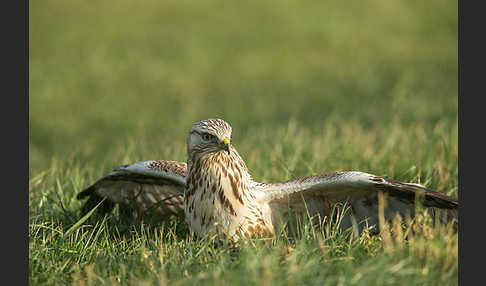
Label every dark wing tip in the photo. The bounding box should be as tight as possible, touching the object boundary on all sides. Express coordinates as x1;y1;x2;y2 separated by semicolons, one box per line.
79;192;115;217
76;185;96;200
382;177;458;209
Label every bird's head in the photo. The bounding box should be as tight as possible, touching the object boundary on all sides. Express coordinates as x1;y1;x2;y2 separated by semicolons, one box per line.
187;118;233;158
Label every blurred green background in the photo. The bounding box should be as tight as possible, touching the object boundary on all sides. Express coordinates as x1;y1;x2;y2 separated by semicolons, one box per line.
29;0;457;176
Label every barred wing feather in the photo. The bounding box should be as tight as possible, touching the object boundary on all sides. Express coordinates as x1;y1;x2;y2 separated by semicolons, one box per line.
259;171;457;233
77;160;187;219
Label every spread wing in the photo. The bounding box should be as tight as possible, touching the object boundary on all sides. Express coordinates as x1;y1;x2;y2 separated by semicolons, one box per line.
77;160;187;220
258;171;458;234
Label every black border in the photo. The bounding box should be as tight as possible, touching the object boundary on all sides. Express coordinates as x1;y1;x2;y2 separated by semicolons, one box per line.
458;0;483;285
4;0;28;284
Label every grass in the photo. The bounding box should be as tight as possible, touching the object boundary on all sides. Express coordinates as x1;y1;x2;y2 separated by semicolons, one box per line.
29;0;457;285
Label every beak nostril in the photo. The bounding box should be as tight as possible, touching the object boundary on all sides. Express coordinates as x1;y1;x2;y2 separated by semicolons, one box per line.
222;137;230;145
221;137;231;155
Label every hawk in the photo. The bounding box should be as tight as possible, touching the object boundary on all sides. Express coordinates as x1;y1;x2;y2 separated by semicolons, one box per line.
77;118;458;239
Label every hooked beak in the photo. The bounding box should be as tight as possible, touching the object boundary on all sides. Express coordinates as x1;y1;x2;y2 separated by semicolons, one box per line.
221;137;230;155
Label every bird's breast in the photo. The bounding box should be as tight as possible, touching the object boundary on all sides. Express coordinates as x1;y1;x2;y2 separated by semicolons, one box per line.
184;154;273;239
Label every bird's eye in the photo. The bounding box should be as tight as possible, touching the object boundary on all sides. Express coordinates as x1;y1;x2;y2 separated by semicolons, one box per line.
202;133;214;141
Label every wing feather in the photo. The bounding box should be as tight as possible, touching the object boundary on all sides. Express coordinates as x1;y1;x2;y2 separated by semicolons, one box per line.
259;171;457;233
77;160;187;219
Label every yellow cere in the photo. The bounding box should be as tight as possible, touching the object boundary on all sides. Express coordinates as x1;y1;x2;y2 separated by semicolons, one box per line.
223;137;230;145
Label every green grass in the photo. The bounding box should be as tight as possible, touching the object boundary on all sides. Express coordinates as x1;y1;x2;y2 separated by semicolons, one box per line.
30;0;457;285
